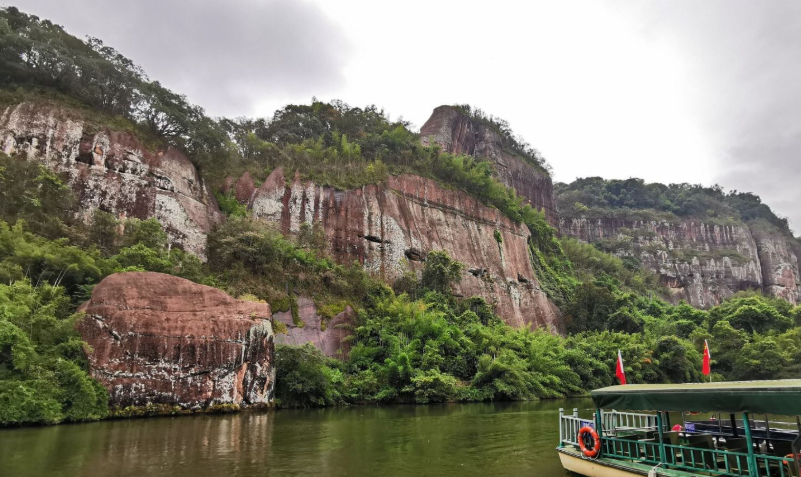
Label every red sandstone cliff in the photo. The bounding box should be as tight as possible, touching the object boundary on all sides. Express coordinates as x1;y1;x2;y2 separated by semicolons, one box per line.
0;101;223;258
420;105;558;226
250;168;562;331
78;272;275;409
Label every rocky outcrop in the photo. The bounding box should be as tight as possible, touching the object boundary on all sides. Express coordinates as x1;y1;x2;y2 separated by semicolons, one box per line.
234;171;256;203
751;227;801;304
0;101;222;258
273;297;355;357
251;168;562;331
420;105;558;226
77;272;275;409
560;216;801;307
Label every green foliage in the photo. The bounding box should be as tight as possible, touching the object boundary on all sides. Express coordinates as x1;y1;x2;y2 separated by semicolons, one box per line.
214;191;248;218
0;219;110;301
0;8;221;163
708;294;793;334
0;281;108;425
451;104;551;173
556;176;790;232
421;250;464;294
274;344;342;407
0;154;74;238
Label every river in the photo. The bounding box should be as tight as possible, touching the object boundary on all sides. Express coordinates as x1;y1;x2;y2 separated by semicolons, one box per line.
0;398;592;477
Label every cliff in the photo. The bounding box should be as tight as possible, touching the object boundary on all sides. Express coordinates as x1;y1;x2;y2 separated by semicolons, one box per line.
247;168;562;331
559;216;801;307
420;105;558;226
77;272;275;409
0;101;222;258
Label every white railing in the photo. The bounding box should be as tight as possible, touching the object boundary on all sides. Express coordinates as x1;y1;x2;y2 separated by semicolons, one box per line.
559;408;595;446
559;409;660;446
602;410;658;431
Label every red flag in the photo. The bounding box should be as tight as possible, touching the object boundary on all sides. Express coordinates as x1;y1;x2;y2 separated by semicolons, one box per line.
702;339;711;376
616;349;627;385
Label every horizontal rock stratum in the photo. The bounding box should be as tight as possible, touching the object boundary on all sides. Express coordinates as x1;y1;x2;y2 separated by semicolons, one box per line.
78;272;275;409
248;168;562;331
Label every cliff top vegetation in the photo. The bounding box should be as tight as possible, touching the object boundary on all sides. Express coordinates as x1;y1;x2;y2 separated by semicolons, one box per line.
556;177;793;235
451;104;552;174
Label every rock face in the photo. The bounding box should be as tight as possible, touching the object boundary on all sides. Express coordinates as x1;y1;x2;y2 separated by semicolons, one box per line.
0;101;222;258
273;297;355;357
251;168;562;331
234;171;256;204
751;227;801;304
77;272;275;408
420;105;558;226
559;216;801;308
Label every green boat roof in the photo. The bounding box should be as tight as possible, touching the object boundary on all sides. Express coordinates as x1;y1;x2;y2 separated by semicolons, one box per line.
591;380;801;415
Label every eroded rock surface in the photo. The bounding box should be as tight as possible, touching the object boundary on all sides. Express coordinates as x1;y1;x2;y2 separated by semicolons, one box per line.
78;272;275;409
273;297;354;357
251;168;562;331
0;101;222;258
420;105;558;226
560;217;801;307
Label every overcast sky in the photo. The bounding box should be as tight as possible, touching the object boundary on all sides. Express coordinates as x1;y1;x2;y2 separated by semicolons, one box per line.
9;0;801;233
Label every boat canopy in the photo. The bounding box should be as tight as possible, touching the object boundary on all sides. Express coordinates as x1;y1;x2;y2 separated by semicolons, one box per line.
591;380;801;415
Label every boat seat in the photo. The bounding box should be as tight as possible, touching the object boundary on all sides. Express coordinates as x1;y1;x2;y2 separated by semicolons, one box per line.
771;440;794;456
722;437;747;449
662;431;680;446
686;433;716;448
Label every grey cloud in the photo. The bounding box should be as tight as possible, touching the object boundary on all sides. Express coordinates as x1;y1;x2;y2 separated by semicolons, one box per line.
624;1;801;233
11;0;351;116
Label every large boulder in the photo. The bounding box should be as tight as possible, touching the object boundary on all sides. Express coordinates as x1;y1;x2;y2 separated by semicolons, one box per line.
77;272;275;409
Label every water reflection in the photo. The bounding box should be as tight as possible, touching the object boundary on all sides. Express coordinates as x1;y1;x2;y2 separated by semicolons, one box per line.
0;399;590;477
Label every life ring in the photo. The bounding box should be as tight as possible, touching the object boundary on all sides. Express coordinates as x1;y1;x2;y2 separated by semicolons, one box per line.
578;426;601;458
783;453;800;466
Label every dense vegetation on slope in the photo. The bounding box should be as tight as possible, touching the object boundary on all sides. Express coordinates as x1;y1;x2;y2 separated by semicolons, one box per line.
556;177;792;233
2;6;800;423
3;153;801;421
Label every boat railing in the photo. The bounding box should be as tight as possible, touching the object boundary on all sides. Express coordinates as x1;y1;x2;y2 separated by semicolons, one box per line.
559;408;661;447
602;409;659;431
559;408;593;447
598;435;798;477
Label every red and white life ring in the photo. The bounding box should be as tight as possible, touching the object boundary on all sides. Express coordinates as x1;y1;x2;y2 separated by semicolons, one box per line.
578;425;601;458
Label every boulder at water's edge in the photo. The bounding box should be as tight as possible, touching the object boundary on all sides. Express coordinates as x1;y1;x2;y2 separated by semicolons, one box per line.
78;272;275;409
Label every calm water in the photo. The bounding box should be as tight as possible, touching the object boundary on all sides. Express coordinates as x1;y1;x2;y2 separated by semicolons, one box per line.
0;399;591;477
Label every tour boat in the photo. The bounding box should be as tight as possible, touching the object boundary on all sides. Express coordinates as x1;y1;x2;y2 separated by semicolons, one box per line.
557;380;801;476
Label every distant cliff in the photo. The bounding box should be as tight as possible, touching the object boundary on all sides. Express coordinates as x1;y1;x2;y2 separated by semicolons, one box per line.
557;178;801;308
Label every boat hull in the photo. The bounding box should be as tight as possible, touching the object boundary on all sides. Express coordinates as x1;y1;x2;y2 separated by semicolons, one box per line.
558;448;648;477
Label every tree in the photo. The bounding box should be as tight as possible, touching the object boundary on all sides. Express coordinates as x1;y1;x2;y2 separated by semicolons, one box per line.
421;250;464;294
